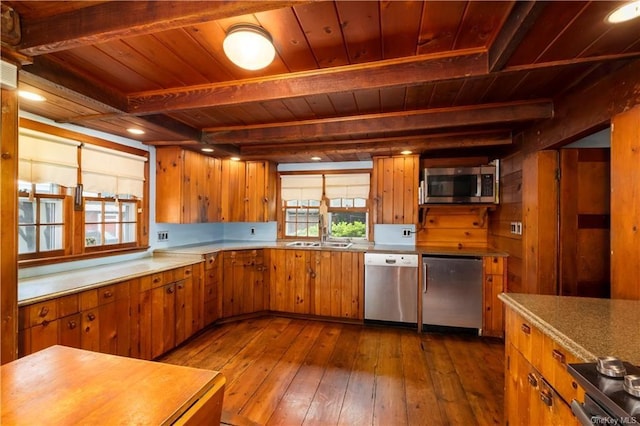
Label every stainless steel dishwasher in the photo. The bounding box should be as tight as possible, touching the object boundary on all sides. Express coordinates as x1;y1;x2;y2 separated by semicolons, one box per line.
364;253;419;325
422;255;483;330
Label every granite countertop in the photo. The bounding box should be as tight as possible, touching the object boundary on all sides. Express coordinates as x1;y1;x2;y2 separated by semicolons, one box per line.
18;255;203;306
155;240;507;257
499;293;640;366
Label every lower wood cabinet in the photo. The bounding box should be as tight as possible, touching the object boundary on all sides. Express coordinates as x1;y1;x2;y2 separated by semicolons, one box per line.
203;253;221;326
221;250;268;318
269;249;364;320
482;256;506;337
504;307;583;426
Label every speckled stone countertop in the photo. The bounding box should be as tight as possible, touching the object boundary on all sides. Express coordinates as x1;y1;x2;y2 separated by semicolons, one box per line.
155;240;507;257
19;255;202;306
499;293;640;366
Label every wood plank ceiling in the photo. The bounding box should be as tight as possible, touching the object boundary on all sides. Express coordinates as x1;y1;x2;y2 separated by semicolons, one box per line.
2;1;640;162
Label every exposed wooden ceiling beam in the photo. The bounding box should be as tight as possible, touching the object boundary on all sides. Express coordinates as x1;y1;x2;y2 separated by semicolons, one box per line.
15;1;306;55
489;1;547;72
239;131;512;157
127;48;489;114
206;100;553;143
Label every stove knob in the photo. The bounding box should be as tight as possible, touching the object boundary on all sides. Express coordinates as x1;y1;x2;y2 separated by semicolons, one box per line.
596;356;627;378
623;375;640;398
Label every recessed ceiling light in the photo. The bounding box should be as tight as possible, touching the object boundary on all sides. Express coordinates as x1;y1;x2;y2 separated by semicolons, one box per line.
230;156;241;161
401;150;412;155
311;156;322;161
18;90;46;102
607;0;640;23
223;24;276;70
201;147;214;153
127;128;145;135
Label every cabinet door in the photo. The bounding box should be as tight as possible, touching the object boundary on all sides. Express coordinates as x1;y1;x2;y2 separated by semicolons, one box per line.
312;251;363;319
269;249;288;312
188;264;204;337
206;157;222;222
81;309;100;352
59;314;82;349
372;155;419;224
204;254;221;326
98;298;130;357
175;279;189;346
251;255;268;312
220;160;246;222
150;283;176;359
245;161;276;222
23;320;59;356
483;256;506;337
155;146;185;223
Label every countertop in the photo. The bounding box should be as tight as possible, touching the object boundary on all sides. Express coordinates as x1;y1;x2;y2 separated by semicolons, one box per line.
18;255;202;306
499;293;640;366
1;345;225;425
155;240;508;257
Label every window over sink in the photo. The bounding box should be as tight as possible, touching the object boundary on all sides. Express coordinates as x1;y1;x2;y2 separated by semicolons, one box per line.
279;171;370;241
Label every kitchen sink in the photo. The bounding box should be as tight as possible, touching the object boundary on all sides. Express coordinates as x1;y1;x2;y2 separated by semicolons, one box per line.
285;241;353;249
285;241;321;247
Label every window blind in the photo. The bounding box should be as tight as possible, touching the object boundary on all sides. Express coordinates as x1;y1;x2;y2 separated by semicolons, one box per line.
280;174;323;201
324;173;370;199
18;128;80;187
81;145;147;198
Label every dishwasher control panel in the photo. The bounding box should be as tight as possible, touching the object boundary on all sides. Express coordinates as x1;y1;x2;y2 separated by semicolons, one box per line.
364;253;419;267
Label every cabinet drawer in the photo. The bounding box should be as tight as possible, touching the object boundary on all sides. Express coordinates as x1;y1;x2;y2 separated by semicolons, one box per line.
507;309;544;366
25;301;58;327
204;253;218;270
541;334;585;405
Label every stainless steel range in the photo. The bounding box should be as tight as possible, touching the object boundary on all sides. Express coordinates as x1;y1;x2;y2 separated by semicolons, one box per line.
569;357;640;425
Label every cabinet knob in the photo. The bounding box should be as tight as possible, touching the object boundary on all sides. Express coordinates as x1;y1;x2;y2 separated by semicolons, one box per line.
540;390;553;407
68;320;77;329
184;269;192;276
39;306;49;317
177;283;184;290
103;290;113;298
521;323;531;335
167;286;175;294
527;373;538;388
87;313;96;321
552;349;566;364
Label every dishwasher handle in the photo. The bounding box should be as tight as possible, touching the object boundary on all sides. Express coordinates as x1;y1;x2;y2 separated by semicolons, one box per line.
385;258;397;265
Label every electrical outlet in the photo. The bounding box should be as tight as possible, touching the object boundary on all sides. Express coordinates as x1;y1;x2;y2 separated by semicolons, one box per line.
250;227;256;236
402;228;412;237
510;222;517;234
516;222;523;235
157;231;169;241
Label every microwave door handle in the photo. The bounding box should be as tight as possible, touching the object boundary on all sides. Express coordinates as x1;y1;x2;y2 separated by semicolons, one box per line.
475;174;482;197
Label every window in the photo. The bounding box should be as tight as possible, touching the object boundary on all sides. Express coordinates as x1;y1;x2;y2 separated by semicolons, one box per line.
18;183;66;257
280;172;370;240
84;198;138;248
17;121;149;264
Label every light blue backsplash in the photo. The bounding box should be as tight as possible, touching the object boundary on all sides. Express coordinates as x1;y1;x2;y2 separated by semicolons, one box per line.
152;222;224;249
373;224;416;245
223;222;277;241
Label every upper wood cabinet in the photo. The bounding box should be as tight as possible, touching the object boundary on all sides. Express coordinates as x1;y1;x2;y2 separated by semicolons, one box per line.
371;155;419;224
220;159;277;223
156;147;221;224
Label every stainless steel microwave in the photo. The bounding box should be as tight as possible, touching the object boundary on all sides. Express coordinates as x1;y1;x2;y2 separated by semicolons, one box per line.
421;165;497;204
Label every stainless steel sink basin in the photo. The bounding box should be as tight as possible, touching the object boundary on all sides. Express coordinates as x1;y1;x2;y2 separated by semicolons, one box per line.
320;241;353;249
285;241;321;247
285;241;353;249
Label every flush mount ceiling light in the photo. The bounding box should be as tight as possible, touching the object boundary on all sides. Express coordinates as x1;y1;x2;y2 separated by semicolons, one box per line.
201;147;214;153
401;150;413;155
127;128;145;135
607;0;640;23
223;24;275;71
18;90;46;102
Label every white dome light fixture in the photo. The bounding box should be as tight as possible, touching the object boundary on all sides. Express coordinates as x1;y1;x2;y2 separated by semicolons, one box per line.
223;24;275;71
607;0;640;23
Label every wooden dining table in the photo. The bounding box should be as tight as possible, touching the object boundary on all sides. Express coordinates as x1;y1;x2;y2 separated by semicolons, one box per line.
1;345;225;425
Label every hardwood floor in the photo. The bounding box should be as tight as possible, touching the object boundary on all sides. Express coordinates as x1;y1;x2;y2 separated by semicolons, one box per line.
159;316;504;426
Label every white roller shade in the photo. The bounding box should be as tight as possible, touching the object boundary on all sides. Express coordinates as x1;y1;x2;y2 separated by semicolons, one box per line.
280;174;322;201
325;173;370;199
18;128;80;187
82;145;147;198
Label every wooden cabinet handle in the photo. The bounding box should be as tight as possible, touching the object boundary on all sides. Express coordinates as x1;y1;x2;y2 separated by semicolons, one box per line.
552;349;566;364
68;320;77;329
527;373;538;388
103;290;113;298
177;283;184;290
153;277;161;283
39;306;49;317
167;286;175;294
184;269;192;276
521;323;531;335
486;276;493;283
87;313;96;321
41;319;50;327
540;390;553;407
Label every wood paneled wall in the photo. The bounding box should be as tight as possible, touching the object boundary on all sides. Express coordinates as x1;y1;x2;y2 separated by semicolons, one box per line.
489;153;523;292
1;88;19;363
416;206;489;249
611;105;640;300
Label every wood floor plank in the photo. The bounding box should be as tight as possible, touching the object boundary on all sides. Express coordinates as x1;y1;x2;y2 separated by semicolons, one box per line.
302;324;361;425
336;326;380;426
373;328;408;426
239;321;325;424
162;318;504;426
422;333;480;426
266;323;344;426
401;332;445;426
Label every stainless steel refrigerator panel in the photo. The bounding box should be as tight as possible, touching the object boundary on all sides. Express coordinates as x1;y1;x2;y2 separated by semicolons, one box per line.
422;256;483;329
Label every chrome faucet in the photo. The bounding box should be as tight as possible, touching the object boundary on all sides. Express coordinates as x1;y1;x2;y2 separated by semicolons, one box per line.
319;213;327;243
